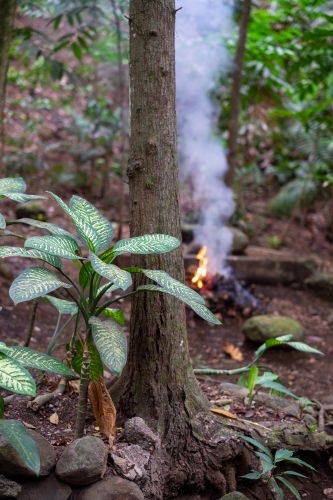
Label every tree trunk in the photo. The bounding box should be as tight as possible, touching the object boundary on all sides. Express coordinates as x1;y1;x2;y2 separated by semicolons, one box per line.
111;2;245;498
0;0;17;171
225;0;252;188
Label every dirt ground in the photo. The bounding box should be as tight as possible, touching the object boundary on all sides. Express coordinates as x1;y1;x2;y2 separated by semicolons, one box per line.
0;194;333;499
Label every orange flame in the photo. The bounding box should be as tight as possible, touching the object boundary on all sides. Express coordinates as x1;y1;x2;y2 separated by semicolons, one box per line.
191;246;208;289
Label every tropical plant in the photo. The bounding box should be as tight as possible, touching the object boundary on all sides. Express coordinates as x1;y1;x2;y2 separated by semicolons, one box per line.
0;177;220;440
240;435;315;499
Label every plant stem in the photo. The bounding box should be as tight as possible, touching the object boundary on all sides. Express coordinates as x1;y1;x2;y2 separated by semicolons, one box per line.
74;334;91;439
24;297;39;347
47;314;76;355
95;290;138;316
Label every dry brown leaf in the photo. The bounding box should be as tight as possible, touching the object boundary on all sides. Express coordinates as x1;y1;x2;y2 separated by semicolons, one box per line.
23;422;36;429
222;343;244;361
49;412;59;425
210;408;238;419
68;380;80;393
88;375;117;448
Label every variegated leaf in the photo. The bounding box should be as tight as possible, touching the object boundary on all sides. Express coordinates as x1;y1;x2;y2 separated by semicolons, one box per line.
90;252;132;291
45;191;72;216
0;246;62;268
142;269;205;304
6;347;75;376
0;353;36;395
0;177;26;193
25;235;82;260
43;296;78;315
101;308;125;325
89;316;127;376
113;234;180;255
9;267;71;305
97;283;119;297
0;420;40;475
0;214;6;229
137;284;221;325
69;340;103;383
1;193;46;202
15;218;78;239
72;217;99;252
69;196;114;252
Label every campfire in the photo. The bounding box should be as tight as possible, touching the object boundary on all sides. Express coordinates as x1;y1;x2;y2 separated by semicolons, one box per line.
189;246;264;317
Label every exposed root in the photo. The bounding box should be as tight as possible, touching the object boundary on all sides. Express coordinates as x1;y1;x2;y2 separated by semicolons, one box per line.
27;377;66;411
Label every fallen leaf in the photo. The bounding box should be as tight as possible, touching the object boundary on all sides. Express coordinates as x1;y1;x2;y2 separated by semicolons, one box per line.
223;343;244;361
49;412;59;425
210;408;238;419
68;380;80;393
88;375;117;447
23;422;36;429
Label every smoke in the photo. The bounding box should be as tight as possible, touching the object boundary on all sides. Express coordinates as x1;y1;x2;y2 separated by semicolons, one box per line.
175;0;235;276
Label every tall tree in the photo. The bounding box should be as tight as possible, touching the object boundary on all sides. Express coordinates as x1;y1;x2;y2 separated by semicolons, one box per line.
0;0;17;170
112;1;244;498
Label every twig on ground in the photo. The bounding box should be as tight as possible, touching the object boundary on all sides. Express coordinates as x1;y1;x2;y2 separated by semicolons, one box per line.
4;395;15;406
27;377;67;411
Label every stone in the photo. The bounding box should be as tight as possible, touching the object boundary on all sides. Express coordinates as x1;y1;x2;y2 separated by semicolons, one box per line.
78;476;144;500
0;475;21;499
15;201;47;221
219;493;251;500
181;223;197;244
0;261;13;280
0;430;56;479
111;444;150;480
124;417;160;450
56;436;107;486
242;315;305;343
17;474;71;500
230;227;249;254
305;273;333;299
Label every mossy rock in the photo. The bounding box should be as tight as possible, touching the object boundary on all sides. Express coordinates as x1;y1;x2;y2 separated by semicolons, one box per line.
15;201;47;221
242;315;305;343
219;493;251;500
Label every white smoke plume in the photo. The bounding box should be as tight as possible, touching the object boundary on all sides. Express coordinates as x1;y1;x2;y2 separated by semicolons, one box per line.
176;0;235;276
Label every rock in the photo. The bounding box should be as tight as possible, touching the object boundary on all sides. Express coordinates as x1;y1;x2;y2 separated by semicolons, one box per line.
181;223;197;244
0;430;56;479
78;476;144;500
17;474;71;500
0;261;13;280
56;436;107;486
15;201;47;221
230;228;249;254
242;315;305;343
111;444;150;480
0;475;21;499
124;417;160;450
219;382;249;398
305;273;333;299
219;493;251;500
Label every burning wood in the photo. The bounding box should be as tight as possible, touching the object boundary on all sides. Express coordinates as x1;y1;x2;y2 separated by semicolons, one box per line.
191;246;208;289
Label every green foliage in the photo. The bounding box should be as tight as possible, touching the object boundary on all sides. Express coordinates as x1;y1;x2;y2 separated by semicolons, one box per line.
0;420;40;475
240;435;315;499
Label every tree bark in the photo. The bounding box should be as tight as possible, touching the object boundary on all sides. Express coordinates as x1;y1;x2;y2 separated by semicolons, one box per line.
0;0;17;171
225;0;252;188
111;2;245;498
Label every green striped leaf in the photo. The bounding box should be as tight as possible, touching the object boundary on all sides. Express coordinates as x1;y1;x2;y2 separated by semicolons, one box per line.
0;420;40;475
97;283;119;297
137;284;221;324
0;177;26;193
240;436;273;459
285;341;323;355
89;316;127;376
1;193;46;202
0;353;36;395
69;196;114;252
6;346;75;376
0;246;62;268
46;191;72;217
25;235;83;260
0;214;6;229
113;234;180;255
9;267;71;305
15;218;78;239
90;252;132;291
79;261;93;289
69;340;103;383
276;476;301;500
72;218;99;252
142;269;204;304
43;296;78;315
248;366;259;393
101;308;125;325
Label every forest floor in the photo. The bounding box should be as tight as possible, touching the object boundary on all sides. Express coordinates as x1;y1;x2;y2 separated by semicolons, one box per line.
0;190;333;499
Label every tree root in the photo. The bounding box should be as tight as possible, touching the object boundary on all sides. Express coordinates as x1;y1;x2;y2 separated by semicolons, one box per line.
27;377;66;411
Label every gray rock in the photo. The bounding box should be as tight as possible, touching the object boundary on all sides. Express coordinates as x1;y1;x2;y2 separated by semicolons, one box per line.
56;436;107;486
230;228;249;254
112;444;150;480
219;493;251;500
0;261;13;280
78;476;144;500
0;475;21;499
242;315;305;343
124;417;160;450
17;474;71;500
305;272;333;299
15;201;47;221
0;430;56;479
